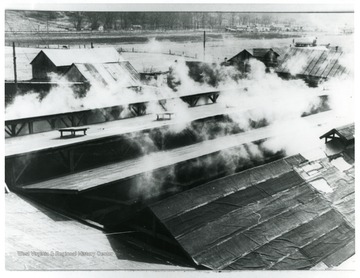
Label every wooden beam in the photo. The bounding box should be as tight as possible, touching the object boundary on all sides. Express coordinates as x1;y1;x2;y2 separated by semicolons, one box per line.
73;152;84;170
60;117;71;128
158;100;167;111
15;122;26;136
69;149;75;172
57;150;71;170
5;126;13;136
14;160;31;183
47;118;57;129
28;121;34;134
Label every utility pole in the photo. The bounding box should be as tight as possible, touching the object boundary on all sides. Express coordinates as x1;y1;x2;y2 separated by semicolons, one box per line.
203;30;206;62
12;42;18;96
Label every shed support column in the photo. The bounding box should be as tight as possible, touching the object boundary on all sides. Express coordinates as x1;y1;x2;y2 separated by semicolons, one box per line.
5;159;16;188
69;149;75;172
208;93;219;103
129;103;147;116
28;121;34;134
183;96;200;107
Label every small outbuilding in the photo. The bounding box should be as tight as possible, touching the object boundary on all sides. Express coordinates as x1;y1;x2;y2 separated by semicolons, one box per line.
320;123;354;145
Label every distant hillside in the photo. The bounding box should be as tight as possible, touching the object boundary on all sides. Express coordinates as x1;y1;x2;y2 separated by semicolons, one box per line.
5;10;73;32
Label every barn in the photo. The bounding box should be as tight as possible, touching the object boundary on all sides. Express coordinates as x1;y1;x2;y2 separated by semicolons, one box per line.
227;48;281;72
30;48;124;80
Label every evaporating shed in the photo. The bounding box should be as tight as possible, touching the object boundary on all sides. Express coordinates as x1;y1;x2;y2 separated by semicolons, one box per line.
62;62;141;96
30;48;124;80
227;48;280;72
128;154;354;270
64;62;140;88
276;47;348;87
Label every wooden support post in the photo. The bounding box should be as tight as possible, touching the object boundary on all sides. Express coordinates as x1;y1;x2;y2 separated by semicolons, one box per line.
101;110;111;122
47;118;57;129
69;149;75;173
129;103;147;116
69;115;75;127
10;124;17;137
14;160;31;184
158;100;167;111
208;93;219;103
152;215;157;237
110;107;123;120
5;126;13;137
15;123;26;136
5;159;16;188
60;117;71;127
73;152;84;171
28;121;34;134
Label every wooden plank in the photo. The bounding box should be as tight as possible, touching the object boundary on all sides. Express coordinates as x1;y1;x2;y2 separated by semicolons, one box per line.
5;103;239;157
20;125;277;192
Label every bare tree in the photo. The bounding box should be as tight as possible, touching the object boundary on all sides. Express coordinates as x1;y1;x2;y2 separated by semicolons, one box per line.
69;12;84;31
87;12;101;30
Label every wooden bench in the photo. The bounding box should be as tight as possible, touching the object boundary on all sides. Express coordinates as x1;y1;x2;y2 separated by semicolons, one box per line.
59;128;88;138
156;112;174;121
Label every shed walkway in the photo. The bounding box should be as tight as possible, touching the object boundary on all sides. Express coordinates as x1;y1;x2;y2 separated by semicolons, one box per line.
20;111;337;193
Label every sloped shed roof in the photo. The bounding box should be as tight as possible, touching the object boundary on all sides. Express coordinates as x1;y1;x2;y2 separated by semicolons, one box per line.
229;48;280;62
148;154;354;270
65;62;140;87
31;48;124;67
276;48;348;78
320;123;354;141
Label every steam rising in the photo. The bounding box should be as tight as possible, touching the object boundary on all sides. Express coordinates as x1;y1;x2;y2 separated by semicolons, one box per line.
5;42;353;200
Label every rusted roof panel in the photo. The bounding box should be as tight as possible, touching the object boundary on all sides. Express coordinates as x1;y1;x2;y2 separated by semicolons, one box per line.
276;48;348;78
68;62;140;88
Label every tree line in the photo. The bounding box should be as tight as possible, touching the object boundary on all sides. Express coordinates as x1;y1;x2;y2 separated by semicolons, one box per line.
18;11;294;31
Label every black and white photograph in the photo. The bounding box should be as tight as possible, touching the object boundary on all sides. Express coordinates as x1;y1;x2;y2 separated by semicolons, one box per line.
3;1;356;274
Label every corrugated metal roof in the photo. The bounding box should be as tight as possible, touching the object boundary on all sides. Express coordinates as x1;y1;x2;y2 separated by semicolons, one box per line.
276;48;347;78
66;62;140;88
320;123;354;141
31;48;124;67
148;154;354;270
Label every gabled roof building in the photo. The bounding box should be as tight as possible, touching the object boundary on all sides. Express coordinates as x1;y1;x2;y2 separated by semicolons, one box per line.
30;48;124;80
227;48;280;71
